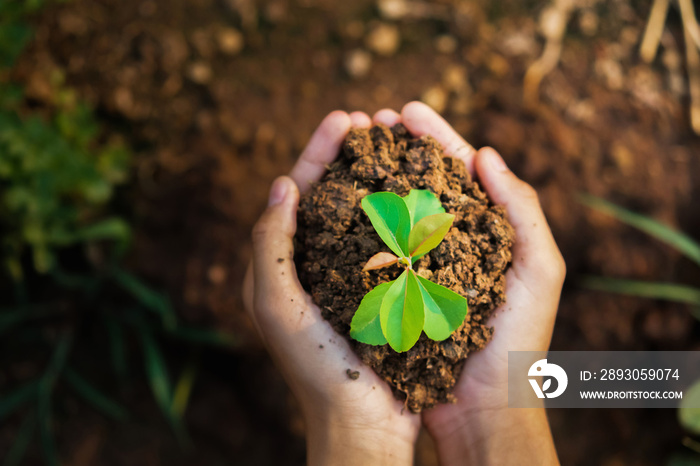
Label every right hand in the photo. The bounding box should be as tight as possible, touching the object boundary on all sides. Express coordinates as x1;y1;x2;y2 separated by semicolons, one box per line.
373;102;565;465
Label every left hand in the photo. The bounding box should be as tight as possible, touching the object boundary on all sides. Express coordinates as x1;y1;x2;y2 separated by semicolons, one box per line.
243;111;420;466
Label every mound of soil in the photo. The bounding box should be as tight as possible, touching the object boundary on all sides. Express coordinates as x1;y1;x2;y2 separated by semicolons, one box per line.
296;123;515;412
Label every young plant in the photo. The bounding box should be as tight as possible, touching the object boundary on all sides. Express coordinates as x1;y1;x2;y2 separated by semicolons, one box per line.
350;190;468;352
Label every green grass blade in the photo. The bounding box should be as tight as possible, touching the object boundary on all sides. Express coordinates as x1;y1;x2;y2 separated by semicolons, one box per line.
104;317;128;379
3;410;37;466
0;306;55;335
111;267;177;329
137;325;191;446
578;193;700;267
137;326;173;416
172;354;199;419
0;380;38;420
63;368;128;421
167;327;239;348
37;334;72;466
581;276;700;305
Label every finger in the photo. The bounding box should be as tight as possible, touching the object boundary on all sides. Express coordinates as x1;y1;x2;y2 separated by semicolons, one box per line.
251;176;308;315
372;108;401;126
475;147;566;291
474;147;565;349
349;111;372;128
289;111;352;194
400;101;476;173
242;263;263;335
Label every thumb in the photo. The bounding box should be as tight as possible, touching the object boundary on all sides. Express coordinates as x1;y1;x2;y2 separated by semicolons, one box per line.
474;147;566;292
251;176;306;314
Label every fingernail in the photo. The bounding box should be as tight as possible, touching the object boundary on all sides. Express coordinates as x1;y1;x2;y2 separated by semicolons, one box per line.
485;148;508;172
268;177;290;206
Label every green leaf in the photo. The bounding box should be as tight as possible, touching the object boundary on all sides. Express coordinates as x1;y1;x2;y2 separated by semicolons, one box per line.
679;378;700;435
578;194;700;267
63;368;128;421
417;276;468;340
403;189;445;227
408;213;454;260
350;281;392;345
362;252;398;271
380;270;424;352
361;192;411;257
580;276;700;306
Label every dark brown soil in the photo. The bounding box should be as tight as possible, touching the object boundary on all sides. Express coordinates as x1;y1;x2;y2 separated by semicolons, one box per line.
295;123;515;412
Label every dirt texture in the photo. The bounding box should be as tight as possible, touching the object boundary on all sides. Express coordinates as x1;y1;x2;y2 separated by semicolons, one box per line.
6;0;700;464
296;124;514;412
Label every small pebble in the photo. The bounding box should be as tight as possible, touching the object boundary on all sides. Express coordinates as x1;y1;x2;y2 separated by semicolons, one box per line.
435;35;458;54
217;27;244;55
365;23;400;56
345;49;372;79
187;61;212;84
421;85;447;113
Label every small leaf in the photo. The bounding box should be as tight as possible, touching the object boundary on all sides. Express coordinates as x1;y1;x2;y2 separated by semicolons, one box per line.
380;270;424;352
679;378;700;435
363;252;399;271
403;189;445;227
408;213;454;260
417;276;468;340
361;192;411;257
350;282;392;345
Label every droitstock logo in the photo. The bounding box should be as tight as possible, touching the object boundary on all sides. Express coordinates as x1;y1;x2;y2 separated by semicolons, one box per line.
528;359;568;399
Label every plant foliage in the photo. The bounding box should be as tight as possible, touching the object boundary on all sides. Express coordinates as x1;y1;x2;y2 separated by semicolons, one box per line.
350;190;468;352
579;193;700;446
0;3;237;463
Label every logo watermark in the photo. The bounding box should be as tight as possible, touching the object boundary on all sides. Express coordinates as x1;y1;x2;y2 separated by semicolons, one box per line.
528;359;568;399
509;351;700;408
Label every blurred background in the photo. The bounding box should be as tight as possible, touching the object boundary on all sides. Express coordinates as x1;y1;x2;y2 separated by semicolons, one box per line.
1;0;700;464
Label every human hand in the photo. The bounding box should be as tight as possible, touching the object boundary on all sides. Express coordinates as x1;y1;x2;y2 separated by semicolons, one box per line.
243;111;420;466
373;102;565;465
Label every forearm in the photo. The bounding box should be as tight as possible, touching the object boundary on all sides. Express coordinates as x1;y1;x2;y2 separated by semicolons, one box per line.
305;412;415;466
432;408;559;466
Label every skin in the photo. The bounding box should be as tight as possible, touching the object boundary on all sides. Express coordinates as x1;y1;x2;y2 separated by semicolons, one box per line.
243;102;565;465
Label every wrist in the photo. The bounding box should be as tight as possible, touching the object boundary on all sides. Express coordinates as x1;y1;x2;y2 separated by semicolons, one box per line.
304;408;415;466
427;406;558;466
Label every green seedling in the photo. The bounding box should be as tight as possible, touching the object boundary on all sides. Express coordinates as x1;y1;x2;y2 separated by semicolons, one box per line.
350;190;468;352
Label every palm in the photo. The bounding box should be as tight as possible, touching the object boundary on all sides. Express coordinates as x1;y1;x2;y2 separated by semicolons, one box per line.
370;102;565;432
